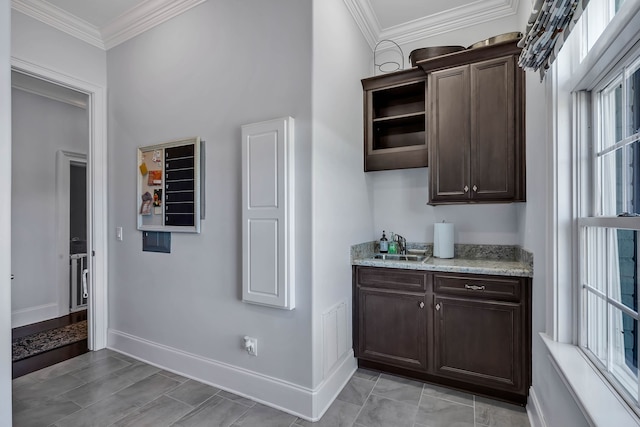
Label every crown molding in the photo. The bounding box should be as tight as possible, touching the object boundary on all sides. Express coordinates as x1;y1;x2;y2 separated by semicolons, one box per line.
342;0;380;49
12;0;104;49
12;0;206;51
101;0;207;50
382;0;520;46
345;0;520;49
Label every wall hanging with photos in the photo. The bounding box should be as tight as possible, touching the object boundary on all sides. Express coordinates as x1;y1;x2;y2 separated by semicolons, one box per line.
137;137;204;233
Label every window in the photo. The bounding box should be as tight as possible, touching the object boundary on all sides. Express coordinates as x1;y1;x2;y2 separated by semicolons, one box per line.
579;49;640;414
580;0;627;61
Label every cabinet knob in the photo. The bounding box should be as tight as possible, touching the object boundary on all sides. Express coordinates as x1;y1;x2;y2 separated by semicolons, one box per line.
464;185;469;193
419;301;425;309
435;303;441;311
472;185;478;192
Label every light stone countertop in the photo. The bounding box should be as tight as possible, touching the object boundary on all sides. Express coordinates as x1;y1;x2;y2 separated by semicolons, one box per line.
351;241;533;278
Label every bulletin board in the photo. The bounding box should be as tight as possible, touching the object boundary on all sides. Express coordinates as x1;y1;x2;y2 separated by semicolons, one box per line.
137;137;203;233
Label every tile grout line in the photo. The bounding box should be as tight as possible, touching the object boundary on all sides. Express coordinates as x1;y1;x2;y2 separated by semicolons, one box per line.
413;382;426;427
350;371;382;427
473;393;477;427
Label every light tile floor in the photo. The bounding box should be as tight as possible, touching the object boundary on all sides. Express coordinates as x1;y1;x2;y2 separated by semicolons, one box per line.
12;349;530;427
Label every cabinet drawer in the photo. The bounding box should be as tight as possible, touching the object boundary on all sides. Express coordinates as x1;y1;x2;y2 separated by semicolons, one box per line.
356;267;429;292
434;273;522;301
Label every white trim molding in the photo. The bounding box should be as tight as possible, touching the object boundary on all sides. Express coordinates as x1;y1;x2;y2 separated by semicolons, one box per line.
342;0;380;49
527;387;548;427
55;150;87;319
11;0;103;49
541;333;640;426
102;0;206;50
108;328;357;421
11;56;109;351
11;0;206;51
343;0;520;49
11;303;58;328
12;72;88;109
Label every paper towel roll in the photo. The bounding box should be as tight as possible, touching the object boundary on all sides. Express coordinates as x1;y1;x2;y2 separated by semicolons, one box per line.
434;222;454;259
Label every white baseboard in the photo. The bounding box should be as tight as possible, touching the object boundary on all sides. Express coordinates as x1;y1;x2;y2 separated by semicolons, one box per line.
12;303;59;328
312;351;357;420
527;386;547;427
107;328;355;421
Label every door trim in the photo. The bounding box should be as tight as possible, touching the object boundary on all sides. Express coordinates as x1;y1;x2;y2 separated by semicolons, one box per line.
56;150;86;318
11;57;108;351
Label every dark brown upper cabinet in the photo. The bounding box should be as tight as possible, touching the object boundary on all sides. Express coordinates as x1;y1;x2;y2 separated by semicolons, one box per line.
362;68;428;171
420;41;526;204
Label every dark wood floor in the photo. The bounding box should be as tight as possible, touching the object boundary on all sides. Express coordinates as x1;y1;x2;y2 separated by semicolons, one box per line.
12;310;89;379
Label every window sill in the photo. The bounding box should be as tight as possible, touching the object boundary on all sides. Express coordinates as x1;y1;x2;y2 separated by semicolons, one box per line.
541;333;640;426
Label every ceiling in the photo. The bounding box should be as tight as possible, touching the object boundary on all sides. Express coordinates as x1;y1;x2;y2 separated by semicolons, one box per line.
12;0;521;50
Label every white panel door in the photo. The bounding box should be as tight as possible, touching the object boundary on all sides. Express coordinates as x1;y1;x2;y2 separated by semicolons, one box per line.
241;117;295;310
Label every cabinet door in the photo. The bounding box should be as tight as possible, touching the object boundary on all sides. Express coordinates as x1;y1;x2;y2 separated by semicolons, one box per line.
470;56;515;200
358;288;428;371
433;295;523;393
241;117;295;310
429;65;470;203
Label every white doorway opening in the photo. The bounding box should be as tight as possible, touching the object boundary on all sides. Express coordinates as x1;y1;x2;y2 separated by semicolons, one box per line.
56;150;87;317
11;57;108;351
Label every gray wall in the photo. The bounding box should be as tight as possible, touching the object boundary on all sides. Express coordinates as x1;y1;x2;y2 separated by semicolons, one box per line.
311;0;375;386
107;0;314;387
11;88;88;325
518;71;587;425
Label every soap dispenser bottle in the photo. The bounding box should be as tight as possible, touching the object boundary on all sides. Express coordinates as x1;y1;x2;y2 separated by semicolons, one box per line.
379;231;388;253
388;232;397;254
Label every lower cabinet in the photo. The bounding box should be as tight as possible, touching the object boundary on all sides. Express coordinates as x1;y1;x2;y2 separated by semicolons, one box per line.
358;287;428;371
353;266;531;404
433;295;524;393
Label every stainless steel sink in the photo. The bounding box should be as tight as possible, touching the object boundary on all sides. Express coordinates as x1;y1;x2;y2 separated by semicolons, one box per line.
373;253;428;262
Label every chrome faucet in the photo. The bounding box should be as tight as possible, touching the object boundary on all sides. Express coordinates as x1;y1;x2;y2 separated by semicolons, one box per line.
395;234;407;255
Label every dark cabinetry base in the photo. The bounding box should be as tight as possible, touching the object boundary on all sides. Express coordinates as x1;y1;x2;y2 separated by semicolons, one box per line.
353;266;531;405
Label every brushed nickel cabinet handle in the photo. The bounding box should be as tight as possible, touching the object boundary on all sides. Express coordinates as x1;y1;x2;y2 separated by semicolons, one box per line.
435;303;441;311
419;301;425;309
465;284;486;291
464;185;469;193
473;185;478;192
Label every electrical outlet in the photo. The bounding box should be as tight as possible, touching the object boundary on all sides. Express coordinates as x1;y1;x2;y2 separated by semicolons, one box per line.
243;336;258;356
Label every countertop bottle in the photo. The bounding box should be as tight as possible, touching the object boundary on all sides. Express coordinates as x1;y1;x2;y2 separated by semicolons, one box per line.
379;231;388;253
388;232;397;254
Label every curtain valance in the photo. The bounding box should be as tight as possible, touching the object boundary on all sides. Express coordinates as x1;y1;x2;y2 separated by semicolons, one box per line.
518;0;590;77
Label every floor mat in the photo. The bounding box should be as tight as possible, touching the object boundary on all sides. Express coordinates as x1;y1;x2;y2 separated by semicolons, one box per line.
12;320;87;362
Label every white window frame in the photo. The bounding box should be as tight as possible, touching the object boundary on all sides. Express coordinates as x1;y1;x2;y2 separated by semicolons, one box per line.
543;0;640;424
575;3;640;415
558;0;640;347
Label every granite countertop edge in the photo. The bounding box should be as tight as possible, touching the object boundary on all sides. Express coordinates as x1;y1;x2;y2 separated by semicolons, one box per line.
350;241;533;278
